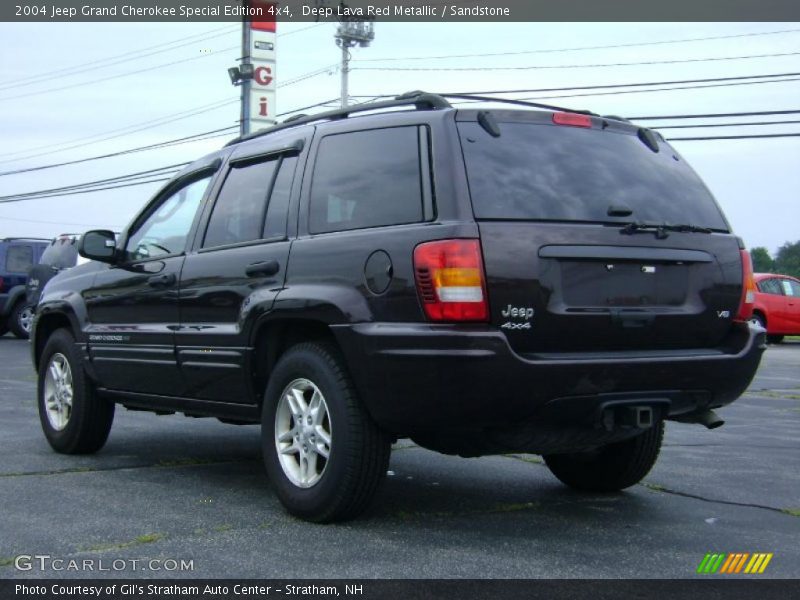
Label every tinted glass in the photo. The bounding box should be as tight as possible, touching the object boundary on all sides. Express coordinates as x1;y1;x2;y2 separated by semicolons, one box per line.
780;279;800;297
6;245;33;272
309;127;423;234
458;122;729;230
127;176;211;261
759;278;784;295
204;159;278;248
40;237;79;269
264;156;297;239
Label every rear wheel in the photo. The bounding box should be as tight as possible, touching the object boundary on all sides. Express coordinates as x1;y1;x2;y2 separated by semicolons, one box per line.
261;342;391;523
9;302;34;339
767;334;784;344
544;421;664;492
38;329;115;454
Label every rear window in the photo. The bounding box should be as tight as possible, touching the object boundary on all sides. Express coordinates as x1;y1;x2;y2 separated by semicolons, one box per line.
6;245;33;272
458;121;729;231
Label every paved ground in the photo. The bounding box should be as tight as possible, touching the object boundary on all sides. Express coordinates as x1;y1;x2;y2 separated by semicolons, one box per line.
0;335;798;579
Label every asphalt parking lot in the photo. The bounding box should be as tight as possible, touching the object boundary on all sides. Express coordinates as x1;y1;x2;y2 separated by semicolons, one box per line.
0;336;798;579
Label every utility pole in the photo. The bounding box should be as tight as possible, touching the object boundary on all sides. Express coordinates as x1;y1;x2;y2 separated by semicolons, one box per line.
228;0;277;136
334;13;374;108
240;22;253;136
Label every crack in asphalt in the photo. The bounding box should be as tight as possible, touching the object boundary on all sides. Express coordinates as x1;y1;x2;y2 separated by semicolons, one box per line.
0;458;259;479
499;454;792;516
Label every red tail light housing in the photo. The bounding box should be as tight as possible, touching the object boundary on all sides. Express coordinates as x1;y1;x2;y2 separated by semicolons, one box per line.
735;249;756;322
413;239;489;322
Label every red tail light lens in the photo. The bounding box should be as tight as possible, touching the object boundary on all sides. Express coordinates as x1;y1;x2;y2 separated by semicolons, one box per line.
413;239;489;322
735;249;756;322
552;112;592;128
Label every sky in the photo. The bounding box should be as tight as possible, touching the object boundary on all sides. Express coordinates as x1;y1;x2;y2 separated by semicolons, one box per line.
0;21;798;254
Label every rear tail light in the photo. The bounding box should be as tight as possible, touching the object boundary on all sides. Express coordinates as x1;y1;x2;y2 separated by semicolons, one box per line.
552;112;592;128
413;239;489;322
735;249;756;322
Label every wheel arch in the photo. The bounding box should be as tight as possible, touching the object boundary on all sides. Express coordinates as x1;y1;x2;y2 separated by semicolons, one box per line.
33;309;80;372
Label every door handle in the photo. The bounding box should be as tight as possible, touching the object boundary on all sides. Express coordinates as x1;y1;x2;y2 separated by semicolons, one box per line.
246;260;280;278
147;273;176;287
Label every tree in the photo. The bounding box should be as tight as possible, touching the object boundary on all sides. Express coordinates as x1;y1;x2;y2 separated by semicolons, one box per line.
750;247;774;273
774;240;800;279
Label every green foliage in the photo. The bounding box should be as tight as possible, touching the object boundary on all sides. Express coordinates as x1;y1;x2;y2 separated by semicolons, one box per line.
750;247;774;273
774;240;800;279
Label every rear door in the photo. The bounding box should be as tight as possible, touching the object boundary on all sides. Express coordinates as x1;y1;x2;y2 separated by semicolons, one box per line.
780;278;800;332
176;141;303;403
84;172;214;396
456;110;742;354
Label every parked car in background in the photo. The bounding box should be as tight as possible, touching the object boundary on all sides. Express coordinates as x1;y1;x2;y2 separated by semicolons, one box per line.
0;237;49;338
26;234;87;312
751;273;800;343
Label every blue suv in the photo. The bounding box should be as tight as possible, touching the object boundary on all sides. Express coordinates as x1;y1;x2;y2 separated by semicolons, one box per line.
1;237;49;338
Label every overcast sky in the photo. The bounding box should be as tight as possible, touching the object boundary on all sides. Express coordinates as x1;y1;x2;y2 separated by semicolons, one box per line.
0;21;798;254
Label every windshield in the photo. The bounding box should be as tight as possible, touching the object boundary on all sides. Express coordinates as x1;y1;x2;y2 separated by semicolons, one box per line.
458;121;729;231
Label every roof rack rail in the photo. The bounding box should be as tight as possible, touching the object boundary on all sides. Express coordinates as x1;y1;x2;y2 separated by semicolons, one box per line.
436;93;597;116
226;91;451;147
1;237;52;242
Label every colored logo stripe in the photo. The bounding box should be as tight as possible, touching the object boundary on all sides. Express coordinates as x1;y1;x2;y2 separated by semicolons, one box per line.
698;553;773;574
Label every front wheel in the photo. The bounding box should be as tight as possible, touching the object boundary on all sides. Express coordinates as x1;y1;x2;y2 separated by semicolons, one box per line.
38;329;115;454
261;342;391;523
544;421;664;492
9;302;34;339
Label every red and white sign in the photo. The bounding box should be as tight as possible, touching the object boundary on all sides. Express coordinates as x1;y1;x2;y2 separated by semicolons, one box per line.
248;6;277;128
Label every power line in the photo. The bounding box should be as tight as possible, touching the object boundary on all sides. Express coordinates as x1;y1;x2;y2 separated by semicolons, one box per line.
354;27;800;63
667;133;800;141
0;98;341;178
353;51;800;72
0;163;188;202
0;177;176;203
630;109;800;120
655;119;800;129
0;45;239;103
425;71;800;96
0;98;238;164
0;26;239;92
0;22;325;92
0;127;238;177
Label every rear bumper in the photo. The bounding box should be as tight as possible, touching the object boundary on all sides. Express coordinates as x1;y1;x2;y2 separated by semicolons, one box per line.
332;321;766;436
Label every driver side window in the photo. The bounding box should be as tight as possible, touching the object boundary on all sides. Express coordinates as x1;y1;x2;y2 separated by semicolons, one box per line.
125;177;211;261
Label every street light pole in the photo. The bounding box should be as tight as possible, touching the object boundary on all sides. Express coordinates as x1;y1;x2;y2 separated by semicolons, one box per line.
334;16;374;109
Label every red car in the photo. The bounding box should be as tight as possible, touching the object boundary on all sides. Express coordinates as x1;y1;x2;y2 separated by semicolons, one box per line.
752;273;800;343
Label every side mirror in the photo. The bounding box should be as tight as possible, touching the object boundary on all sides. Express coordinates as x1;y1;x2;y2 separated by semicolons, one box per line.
78;230;117;263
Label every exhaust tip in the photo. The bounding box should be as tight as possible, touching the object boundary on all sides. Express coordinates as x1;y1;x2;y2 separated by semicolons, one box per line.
698;409;725;430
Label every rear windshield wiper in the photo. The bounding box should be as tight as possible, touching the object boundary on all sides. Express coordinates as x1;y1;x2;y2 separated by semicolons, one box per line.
620;222;713;239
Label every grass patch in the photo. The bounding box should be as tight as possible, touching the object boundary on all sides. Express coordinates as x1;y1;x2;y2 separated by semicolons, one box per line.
504;454;544;465
0;557;14;567
83;532;164;552
781;508;800;517
642;482;666;492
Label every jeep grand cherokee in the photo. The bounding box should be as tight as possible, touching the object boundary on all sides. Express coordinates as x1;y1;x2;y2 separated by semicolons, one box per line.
31;92;765;522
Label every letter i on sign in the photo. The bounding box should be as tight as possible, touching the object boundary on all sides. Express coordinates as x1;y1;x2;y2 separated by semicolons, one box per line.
259;97;268;117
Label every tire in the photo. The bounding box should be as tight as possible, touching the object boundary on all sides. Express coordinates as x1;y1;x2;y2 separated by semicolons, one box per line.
767;335;784;344
37;328;115;454
749;313;766;331
544;421;664;492
261;342;391;523
9;302;34;339
0;322;8;337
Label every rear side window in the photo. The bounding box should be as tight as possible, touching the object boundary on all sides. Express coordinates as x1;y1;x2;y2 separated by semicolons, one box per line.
758;278;784;295
204;159;278;248
458;121;729;231
309;127;424;234
6;245;33;272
